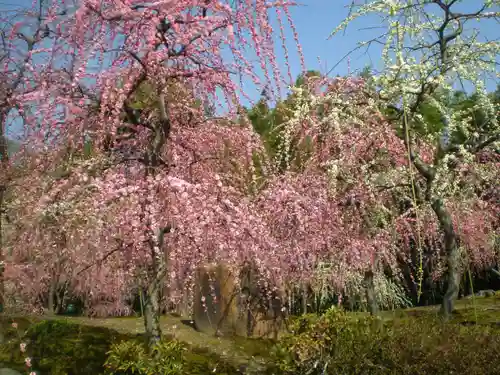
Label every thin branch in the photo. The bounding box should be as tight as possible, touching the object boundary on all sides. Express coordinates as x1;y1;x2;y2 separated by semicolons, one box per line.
128;50;148;71
326;33;388;77
76;246;122;275
490;267;500;278
376;183;412;192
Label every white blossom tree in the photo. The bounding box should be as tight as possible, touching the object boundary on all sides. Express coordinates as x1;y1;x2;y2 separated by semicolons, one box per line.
332;0;500;319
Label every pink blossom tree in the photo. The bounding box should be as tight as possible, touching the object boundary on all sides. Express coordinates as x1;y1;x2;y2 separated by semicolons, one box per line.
8;0;302;346
255;75;411;314
255;69;498;316
0;0;64;312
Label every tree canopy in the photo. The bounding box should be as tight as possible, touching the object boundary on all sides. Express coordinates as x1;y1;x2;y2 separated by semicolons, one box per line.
0;0;498;347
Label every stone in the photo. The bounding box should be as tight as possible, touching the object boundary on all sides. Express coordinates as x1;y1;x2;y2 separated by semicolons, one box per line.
193;263;240;336
237;263;285;338
477;289;496;297
192;262;286;338
464;289;496;299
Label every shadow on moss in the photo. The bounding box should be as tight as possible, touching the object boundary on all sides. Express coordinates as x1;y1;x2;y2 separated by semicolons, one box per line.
0;319;129;375
0;318;243;375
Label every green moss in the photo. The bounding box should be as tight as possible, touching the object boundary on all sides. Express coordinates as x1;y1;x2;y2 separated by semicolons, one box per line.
0;317;245;375
229;335;275;358
0;319;129;375
3;296;500;375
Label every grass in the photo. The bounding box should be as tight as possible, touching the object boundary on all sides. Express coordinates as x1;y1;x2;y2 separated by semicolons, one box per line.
0;317;129;374
0;313;273;371
0;294;499;373
47;315;270;366
379;292;500;324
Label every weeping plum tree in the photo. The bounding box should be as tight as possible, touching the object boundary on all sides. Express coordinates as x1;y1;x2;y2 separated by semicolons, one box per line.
0;0;69;311
256;74;413;315
5;142;115;315
332;0;500;319
9;0;304;347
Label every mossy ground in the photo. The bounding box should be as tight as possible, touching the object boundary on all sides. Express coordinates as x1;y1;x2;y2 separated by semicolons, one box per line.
35;314;272;368
0;294;499;374
381;293;500;324
0;314;267;373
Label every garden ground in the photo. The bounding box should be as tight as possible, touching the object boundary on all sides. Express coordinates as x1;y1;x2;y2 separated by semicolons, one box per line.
1;294;500;374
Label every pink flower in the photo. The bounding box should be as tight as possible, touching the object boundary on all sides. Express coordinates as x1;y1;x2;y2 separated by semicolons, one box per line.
20;342;27;352
25;357;32;367
11;322;18;329
30;372;37;375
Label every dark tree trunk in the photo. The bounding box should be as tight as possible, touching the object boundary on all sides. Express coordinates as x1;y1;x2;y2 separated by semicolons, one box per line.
432;198;460;320
55;284;68;315
301;283;308;315
48;282;56;315
364;269;378;315
140;91;171;349
120;82;172;350
144;281;161;348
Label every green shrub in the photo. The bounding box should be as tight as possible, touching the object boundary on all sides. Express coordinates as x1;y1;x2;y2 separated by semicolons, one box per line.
0;318;35;373
105;339;185;375
269;307;500;375
104;339;240;375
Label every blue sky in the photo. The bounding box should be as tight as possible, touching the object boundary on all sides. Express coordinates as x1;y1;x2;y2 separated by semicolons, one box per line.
292;1;499;76
3;0;499;136
241;0;500;105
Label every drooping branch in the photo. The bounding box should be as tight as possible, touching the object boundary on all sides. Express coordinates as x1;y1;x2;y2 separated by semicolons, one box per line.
386;103;436;182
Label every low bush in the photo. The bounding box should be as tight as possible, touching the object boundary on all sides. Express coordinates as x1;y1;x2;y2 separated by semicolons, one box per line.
269;307;500;375
104;339;185;375
104;339;240;375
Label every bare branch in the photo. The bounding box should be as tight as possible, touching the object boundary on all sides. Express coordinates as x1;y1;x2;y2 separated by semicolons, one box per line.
76;246;121;276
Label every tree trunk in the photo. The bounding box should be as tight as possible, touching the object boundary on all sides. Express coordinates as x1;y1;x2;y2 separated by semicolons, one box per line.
143;281;161;348
48;282;56;315
364;269;378;315
432;198;460;320
55;285;68;315
123;88;171;350
142;227;170;349
301;283;308;315
179;292;188;316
